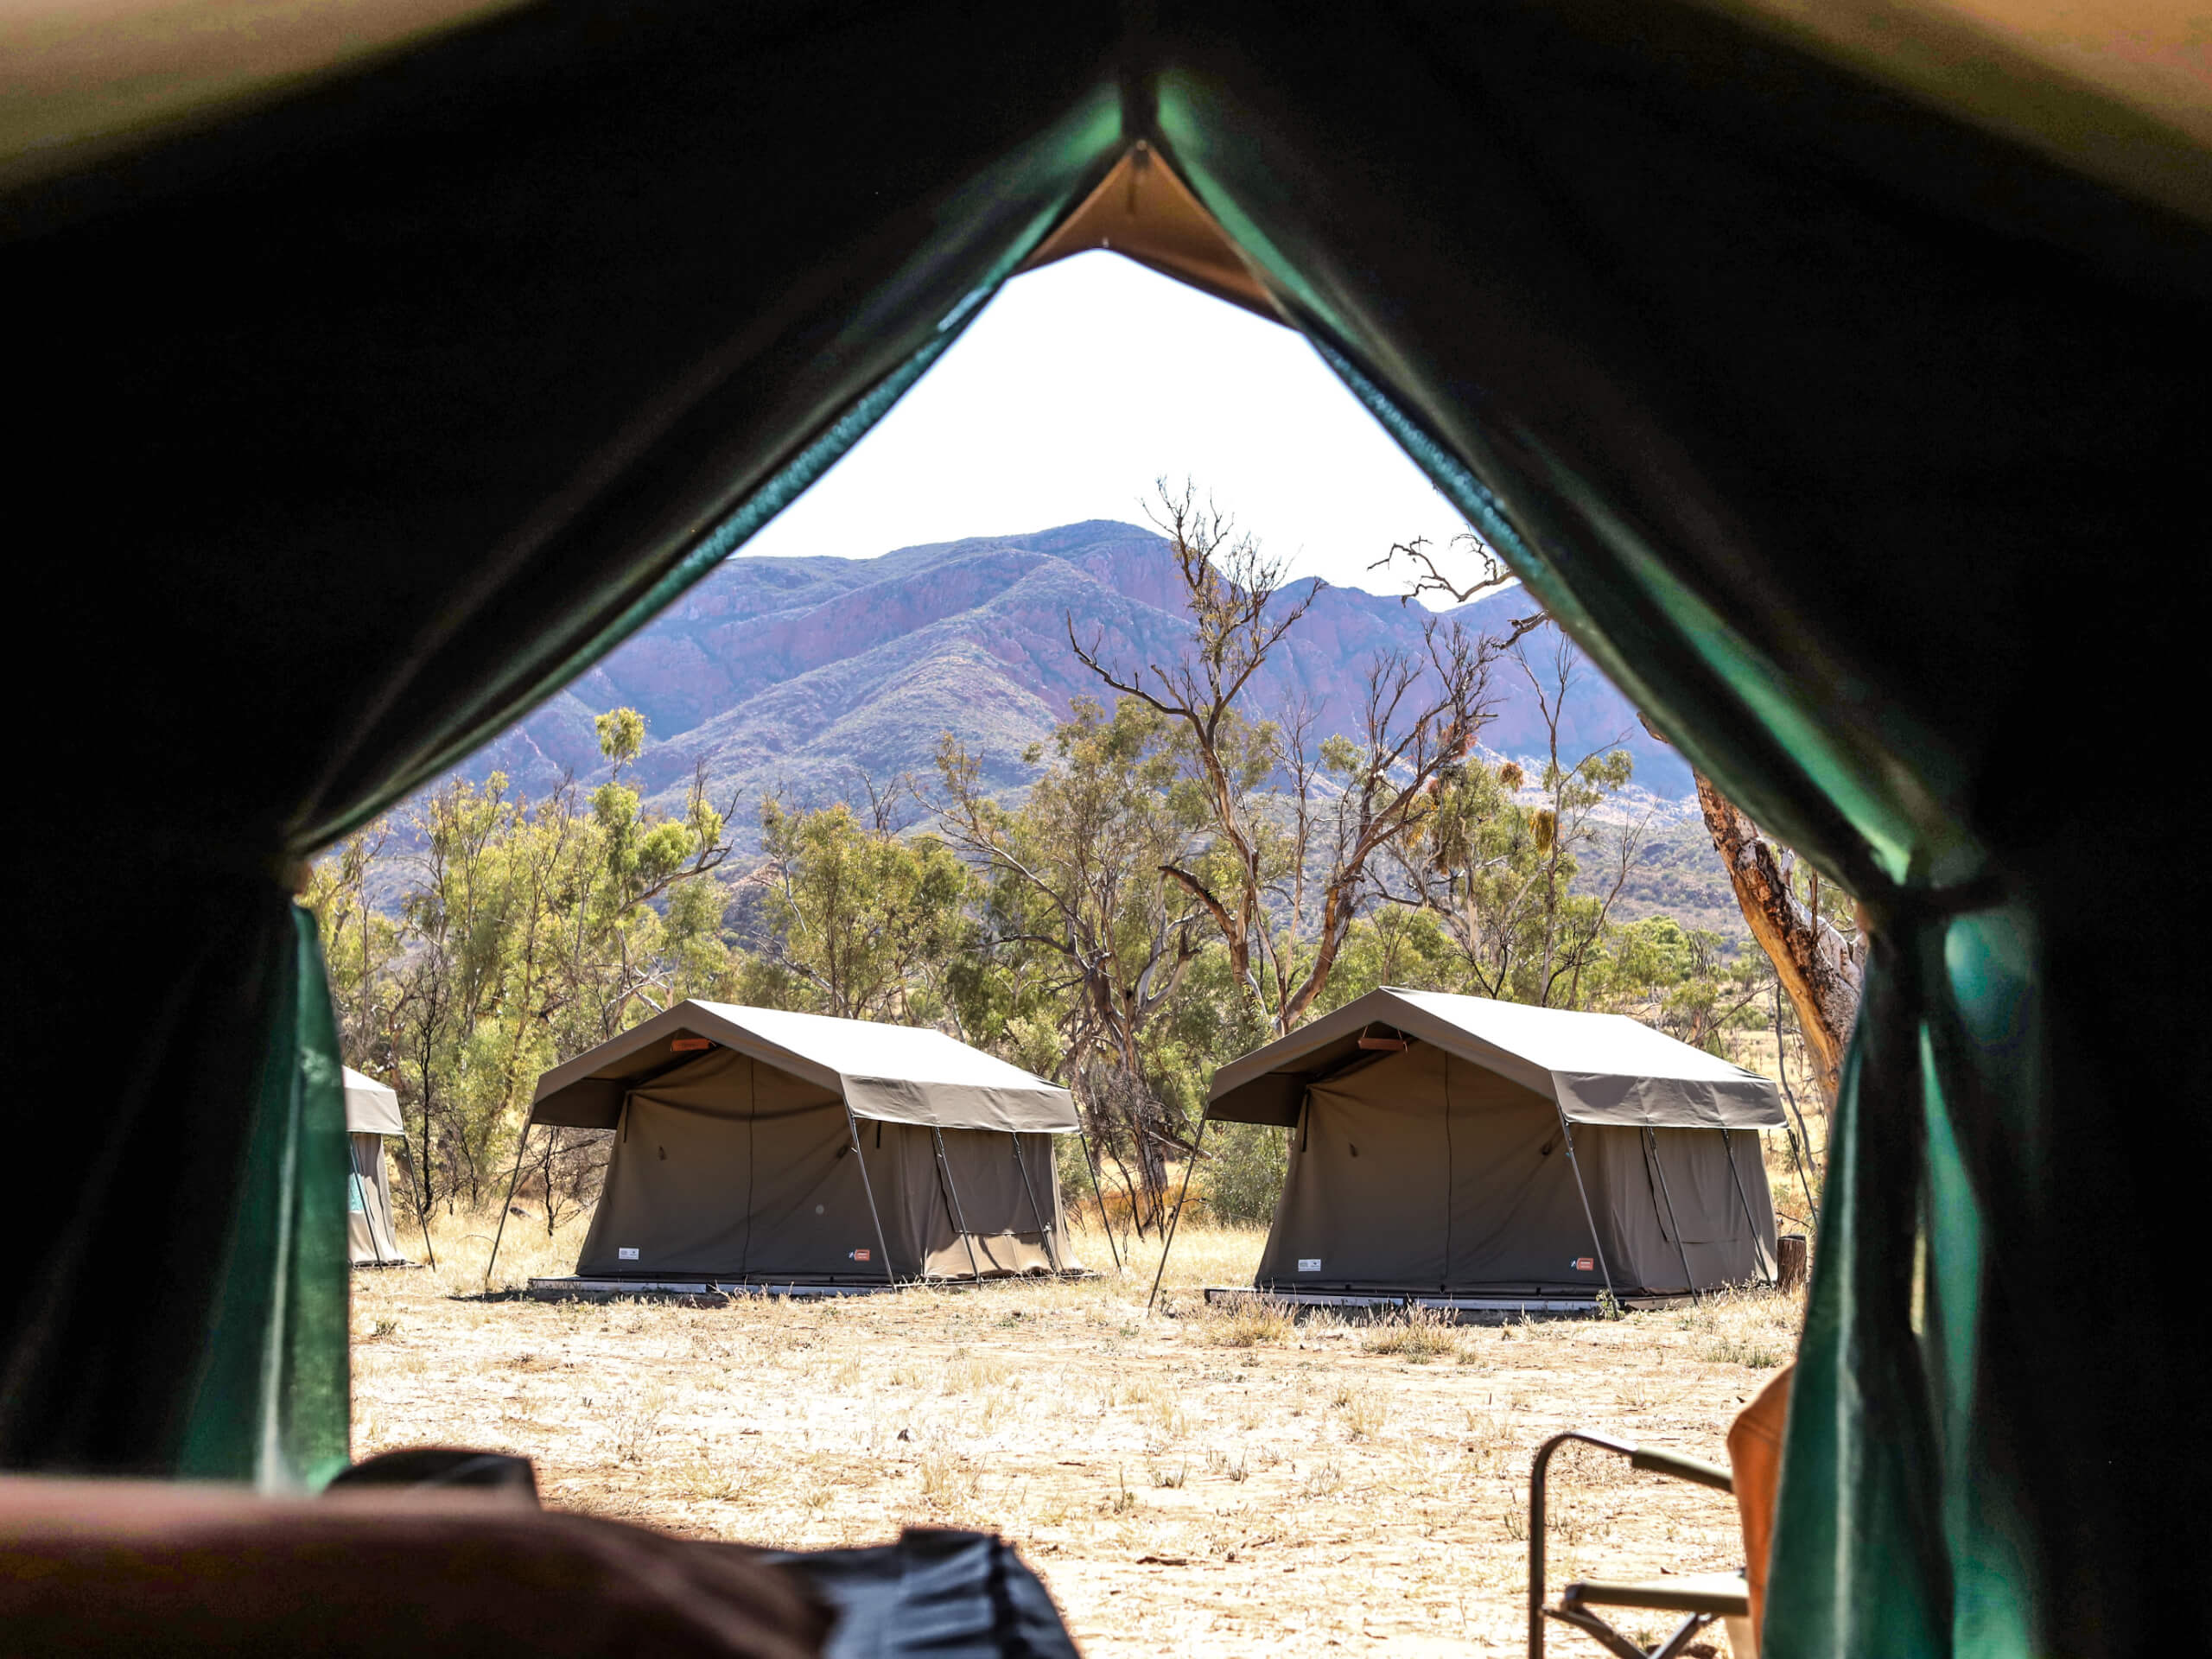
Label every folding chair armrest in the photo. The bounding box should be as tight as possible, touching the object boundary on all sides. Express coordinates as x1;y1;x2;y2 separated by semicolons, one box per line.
1627;1446;1732;1493
1562;1574;1750;1618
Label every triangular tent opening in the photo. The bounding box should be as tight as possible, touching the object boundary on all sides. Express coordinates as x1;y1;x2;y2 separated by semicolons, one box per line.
11;8;2211;1654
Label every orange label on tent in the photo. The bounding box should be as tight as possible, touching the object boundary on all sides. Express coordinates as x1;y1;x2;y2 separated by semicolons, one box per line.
849;1249;871;1262
1573;1257;1594;1271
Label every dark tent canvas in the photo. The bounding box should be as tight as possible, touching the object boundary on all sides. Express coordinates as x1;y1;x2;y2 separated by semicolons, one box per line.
341;1068;404;1268
1210;989;1780;1299
10;4;2211;1653
528;1002;1082;1284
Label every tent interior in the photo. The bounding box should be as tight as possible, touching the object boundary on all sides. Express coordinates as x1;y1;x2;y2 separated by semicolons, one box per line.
1207;989;1780;1299
521;1002;1084;1285
8;3;2209;1654
341;1068;405;1268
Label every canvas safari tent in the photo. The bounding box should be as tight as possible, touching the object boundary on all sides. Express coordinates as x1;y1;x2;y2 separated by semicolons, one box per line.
341;1068;405;1268
1205;989;1780;1305
516;1001;1084;1287
10;4;2209;1655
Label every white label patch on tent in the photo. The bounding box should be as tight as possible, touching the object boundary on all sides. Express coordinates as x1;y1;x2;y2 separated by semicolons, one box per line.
618;1248;639;1260
1298;1258;1321;1272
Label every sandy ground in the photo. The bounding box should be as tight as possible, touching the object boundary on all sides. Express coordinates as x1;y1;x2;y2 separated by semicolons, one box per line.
354;1211;1802;1657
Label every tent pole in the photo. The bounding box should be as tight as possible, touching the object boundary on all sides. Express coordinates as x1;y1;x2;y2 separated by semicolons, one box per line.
1550;1106;1617;1306
1144;1115;1206;1317
350;1144;390;1267
1009;1132;1062;1274
483;1124;532;1291
930;1126;985;1284
1643;1127;1702;1306
843;1106;897;1288
1719;1127;1774;1285
394;1136;436;1269
1076;1131;1123;1275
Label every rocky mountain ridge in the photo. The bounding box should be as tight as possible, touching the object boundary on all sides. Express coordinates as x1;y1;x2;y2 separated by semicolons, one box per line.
469;519;1695;827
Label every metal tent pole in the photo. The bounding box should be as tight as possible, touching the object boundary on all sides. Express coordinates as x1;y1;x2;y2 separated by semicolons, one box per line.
349;1146;390;1267
844;1106;897;1288
393;1137;437;1269
1144;1115;1206;1316
930;1126;986;1284
1549;1103;1618;1306
1009;1132;1063;1274
1719;1127;1775;1284
483;1125;532;1290
1075;1131;1123;1274
1643;1126;1702;1305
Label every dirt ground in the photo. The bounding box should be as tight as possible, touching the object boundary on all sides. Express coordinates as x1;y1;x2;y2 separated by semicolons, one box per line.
354;1211;1802;1657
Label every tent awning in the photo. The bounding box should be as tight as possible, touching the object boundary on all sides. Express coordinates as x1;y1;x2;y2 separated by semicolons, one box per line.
1207;988;1783;1130
341;1066;403;1135
529;1001;1078;1135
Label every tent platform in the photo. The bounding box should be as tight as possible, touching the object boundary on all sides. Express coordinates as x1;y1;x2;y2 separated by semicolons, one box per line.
529;1276;900;1302
1203;1286;1693;1319
529;1270;1098;1302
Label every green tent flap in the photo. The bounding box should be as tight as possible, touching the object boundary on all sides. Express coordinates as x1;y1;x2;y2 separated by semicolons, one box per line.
177;909;353;1490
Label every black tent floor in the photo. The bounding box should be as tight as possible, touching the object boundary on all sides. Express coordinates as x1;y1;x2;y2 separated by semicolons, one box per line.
529;1270;1099;1302
1204;1286;1694;1319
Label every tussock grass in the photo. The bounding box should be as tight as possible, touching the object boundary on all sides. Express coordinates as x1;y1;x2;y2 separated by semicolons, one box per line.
1357;1304;1463;1362
356;1205;1809;1656
1211;1296;1295;1348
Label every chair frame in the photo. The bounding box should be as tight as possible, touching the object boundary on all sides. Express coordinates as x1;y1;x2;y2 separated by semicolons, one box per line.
1529;1431;1745;1659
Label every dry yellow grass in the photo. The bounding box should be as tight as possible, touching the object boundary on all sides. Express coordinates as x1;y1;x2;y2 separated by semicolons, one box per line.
354;1206;1802;1657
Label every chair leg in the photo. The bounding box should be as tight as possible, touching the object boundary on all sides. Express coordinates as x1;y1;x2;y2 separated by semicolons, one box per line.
1542;1609;1658;1659
1542;1607;1719;1659
1649;1610;1719;1659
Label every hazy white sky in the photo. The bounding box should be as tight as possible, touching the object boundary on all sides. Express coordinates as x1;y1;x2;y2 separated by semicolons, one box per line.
740;251;1485;599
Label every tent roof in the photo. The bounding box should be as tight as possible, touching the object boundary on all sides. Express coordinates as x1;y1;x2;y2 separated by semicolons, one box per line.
529;1001;1078;1135
1020;142;1280;321
340;1066;403;1136
1207;988;1783;1130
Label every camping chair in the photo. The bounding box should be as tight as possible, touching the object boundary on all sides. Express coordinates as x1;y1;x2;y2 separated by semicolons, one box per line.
1529;1367;1790;1659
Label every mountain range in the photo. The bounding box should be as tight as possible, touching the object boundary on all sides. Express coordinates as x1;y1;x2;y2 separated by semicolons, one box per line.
470;519;1695;824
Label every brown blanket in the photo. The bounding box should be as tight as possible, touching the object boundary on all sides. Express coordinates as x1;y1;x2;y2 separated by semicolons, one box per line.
0;1477;824;1657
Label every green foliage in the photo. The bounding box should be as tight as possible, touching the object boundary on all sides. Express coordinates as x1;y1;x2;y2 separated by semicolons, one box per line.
755;798;972;1022
303;709;734;1217
1198;1122;1289;1225
594;707;645;773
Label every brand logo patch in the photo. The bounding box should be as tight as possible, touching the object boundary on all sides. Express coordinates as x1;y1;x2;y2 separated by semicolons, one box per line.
849;1248;871;1262
1572;1256;1594;1271
1297;1257;1322;1272
618;1248;639;1261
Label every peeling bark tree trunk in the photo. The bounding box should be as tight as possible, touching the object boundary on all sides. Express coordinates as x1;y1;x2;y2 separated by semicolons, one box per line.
1693;772;1862;1105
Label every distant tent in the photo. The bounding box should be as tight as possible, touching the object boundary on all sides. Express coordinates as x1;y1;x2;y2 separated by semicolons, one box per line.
1205;988;1781;1300
342;1068;405;1268
523;1002;1084;1286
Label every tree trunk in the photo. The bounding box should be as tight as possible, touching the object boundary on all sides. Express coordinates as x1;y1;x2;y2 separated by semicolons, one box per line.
1693;772;1861;1104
